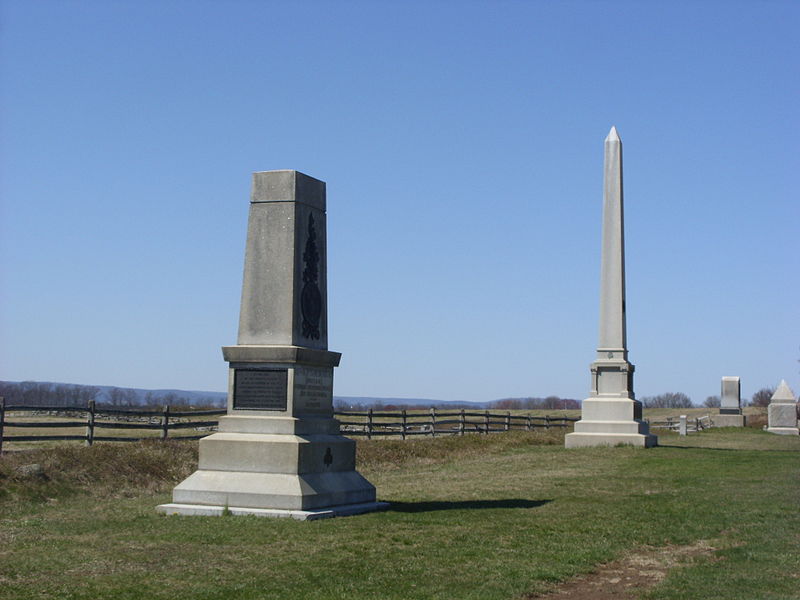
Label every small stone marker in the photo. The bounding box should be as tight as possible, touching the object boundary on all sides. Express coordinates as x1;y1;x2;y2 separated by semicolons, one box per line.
678;415;687;436
716;376;745;427
565;127;656;448
158;170;385;520
766;380;799;435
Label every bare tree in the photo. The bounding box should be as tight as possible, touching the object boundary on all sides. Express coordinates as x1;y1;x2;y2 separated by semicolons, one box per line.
750;387;775;407
640;392;694;409
107;387;138;406
703;395;721;408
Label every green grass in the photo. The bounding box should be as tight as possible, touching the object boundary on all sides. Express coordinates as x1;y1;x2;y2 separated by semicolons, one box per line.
1;429;798;599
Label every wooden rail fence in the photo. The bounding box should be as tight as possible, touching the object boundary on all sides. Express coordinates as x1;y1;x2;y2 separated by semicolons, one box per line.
0;398;577;451
0;399;225;452
646;414;713;434
336;408;578;439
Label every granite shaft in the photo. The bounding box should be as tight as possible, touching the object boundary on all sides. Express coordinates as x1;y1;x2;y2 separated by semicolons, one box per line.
598;126;627;356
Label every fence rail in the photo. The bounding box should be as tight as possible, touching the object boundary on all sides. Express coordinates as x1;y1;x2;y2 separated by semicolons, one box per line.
0;399;227;451
646;414;713;434
0;398;578;451
337;408;578;440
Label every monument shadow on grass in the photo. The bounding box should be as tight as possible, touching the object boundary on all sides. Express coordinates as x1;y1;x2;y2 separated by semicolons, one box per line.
654;444;747;452
386;499;552;513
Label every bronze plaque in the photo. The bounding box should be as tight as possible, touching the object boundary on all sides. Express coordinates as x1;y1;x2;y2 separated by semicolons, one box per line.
233;369;288;411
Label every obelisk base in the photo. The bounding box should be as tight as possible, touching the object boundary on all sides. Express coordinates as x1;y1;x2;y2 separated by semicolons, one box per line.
565;398;657;448
158;344;383;519
157;501;389;521
157;469;383;520
157;417;383;518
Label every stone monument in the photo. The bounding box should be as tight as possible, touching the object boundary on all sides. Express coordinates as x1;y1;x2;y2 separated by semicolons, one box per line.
158;170;384;519
565;127;657;448
766;380;798;435
716;376;745;427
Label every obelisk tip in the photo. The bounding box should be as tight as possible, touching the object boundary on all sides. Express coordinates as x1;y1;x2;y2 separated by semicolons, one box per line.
606;126;620;142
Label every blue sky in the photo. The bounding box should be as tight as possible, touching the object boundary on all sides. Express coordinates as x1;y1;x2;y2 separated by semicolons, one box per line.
1;0;798;404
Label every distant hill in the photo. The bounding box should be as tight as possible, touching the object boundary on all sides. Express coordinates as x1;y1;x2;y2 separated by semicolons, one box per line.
0;381;227;407
334;396;490;409
0;381;484;409
1;381;575;410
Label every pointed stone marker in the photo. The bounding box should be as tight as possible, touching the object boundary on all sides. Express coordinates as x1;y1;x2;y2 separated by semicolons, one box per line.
565;128;657;448
158;171;385;519
767;380;799;435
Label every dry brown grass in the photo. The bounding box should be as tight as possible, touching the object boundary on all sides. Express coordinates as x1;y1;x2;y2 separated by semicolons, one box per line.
0;441;197;502
355;428;567;471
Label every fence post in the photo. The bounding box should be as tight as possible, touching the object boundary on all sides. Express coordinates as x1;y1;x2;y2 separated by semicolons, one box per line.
401;409;407;441
545;415;550;430
459;409;465;436
484;410;490;435
430;407;436;437
526;414;532;431
367;408;373;440
0;397;5;454
161;405;170;441
505;411;511;432
86;400;95;446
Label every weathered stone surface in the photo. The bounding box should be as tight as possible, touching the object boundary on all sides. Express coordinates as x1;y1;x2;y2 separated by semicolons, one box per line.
237;171;328;350
566;128;656;449
714;414;746;428
767;380;798;435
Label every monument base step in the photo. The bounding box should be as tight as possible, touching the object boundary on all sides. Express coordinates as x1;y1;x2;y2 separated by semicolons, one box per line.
565;432;658;448
156;501;389;521
170;468;377;511
713;414;746;427
766;427;799;436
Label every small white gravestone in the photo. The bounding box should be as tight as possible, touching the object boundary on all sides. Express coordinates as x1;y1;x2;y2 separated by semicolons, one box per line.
715;376;746;427
678;415;687;436
766;380;799;436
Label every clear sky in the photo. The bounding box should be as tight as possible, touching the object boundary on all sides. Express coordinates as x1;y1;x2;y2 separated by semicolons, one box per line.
1;0;798;404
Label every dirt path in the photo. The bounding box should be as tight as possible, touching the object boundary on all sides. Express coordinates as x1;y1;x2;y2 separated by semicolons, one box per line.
526;540;717;599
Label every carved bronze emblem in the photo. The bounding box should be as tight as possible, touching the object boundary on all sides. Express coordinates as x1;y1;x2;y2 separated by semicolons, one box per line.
301;213;322;339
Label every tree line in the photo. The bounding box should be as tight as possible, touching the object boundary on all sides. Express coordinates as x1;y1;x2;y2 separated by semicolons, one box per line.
489;397;581;410
641;387;779;409
0;381;222;409
333;396;581;412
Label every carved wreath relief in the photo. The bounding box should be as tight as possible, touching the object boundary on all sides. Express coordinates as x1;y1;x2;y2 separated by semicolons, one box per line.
301;213;322;340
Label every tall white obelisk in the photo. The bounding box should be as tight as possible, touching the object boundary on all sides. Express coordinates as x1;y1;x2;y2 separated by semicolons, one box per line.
565;127;657;448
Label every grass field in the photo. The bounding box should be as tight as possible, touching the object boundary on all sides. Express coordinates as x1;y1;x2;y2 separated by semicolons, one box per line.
0;426;797;599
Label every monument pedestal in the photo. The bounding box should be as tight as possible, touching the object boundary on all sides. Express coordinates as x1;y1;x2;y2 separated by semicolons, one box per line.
157;346;384;520
566;397;657;448
713;413;747;428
